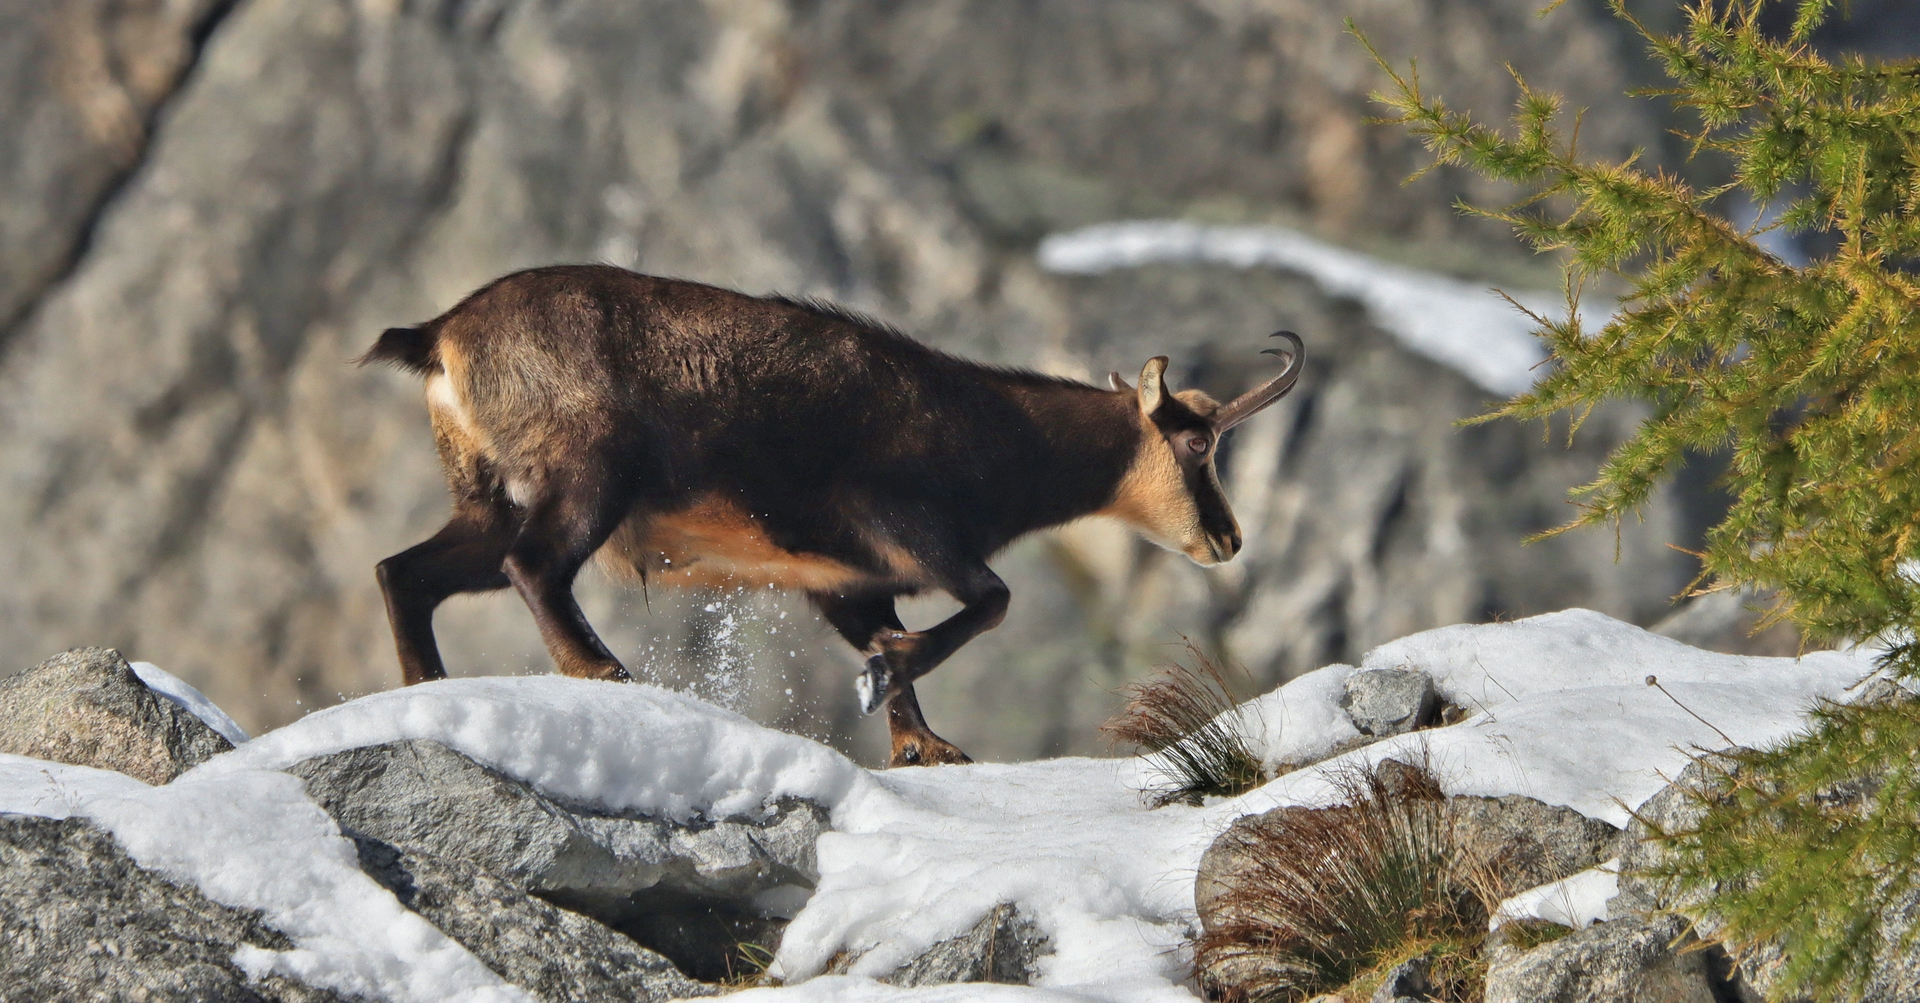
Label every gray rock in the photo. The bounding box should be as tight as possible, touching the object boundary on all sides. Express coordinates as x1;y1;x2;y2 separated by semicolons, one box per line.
348;833;717;1002
1649;586;1802;656
1614;756;1920;1003
1340;669;1437;737
0;646;232;785
0;0;232;330
1194;805;1315;932
289;739;827;981
831;903;1050;987
1370;956;1430;1002
1450;793;1625;894
1484;913;1722;1003
0;813;344;1003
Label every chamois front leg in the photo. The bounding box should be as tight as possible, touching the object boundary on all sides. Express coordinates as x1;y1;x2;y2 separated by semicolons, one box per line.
856;566;1008;716
814;590;973;767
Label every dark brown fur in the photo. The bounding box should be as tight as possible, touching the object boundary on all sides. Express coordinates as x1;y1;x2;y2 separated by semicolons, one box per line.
365;265;1247;766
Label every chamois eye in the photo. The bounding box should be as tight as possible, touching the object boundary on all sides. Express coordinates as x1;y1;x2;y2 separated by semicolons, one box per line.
1188;436;1208;454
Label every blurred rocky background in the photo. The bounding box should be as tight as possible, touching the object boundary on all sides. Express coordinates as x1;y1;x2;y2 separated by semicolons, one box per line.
4;0;1888;765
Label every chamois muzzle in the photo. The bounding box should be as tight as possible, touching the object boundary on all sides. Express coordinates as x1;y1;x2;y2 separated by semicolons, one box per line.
1211;331;1305;432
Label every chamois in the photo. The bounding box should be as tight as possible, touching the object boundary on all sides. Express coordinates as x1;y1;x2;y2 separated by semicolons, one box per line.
361;266;1303;766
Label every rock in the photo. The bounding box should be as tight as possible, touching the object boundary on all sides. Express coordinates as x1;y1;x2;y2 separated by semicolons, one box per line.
288;739;828;981
1194;805;1316;931
1370;956;1431;1002
347;833;717;1001
1449;793;1625;894
0;813;343;1003
1648;586;1802;656
1613;756;1920;1003
1340;669;1437;737
1483;913;1726;1003
0;647;233;784
830;903;1050;987
0;0;232;329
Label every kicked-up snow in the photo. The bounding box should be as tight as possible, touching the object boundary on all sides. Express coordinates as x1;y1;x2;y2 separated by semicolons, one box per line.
0;609;1881;1001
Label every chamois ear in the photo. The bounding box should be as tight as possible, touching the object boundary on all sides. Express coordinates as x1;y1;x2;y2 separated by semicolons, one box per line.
1108;371;1133;392
1137;356;1169;414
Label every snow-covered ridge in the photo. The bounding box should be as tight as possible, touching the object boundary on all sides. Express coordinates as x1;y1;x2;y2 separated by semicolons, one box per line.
1037;220;1563;396
0;610;1880;1002
1230;608;1871;825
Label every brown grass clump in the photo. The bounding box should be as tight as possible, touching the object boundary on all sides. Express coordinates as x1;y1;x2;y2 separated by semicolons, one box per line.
1193;758;1504;1002
1102;640;1265;807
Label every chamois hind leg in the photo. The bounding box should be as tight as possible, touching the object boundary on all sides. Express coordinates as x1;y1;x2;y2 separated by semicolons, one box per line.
814;591;972;767
376;499;516;685
503;470;634;682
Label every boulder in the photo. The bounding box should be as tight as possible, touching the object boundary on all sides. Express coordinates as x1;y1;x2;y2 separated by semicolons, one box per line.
0;813;343;1003
0;647;232;784
829;903;1051;987
1199;789;1621;932
1369;956;1430;1002
1340;669;1437;737
288;739;828;981
1450;793;1625;894
1483;913;1726;1003
1194;805;1315;931
1615;756;1920;1003
347;833;716;1001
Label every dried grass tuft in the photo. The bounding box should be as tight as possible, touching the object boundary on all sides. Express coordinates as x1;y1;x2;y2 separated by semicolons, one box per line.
1102;640;1265;807
1193;756;1505;1003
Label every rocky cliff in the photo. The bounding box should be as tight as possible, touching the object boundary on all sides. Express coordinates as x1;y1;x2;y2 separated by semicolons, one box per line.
0;0;1732;762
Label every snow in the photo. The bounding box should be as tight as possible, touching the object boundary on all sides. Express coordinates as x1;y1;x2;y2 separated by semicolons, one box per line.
130;660;250;745
775;756;1206;1000
195;676;881;825
0;755;530;1003
1037;220;1564;396
1492;859;1620;931
1227;609;1871;825
0;608;1880;1002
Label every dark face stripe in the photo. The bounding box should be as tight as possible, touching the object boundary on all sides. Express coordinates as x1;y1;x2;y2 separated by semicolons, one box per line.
1184;459;1241;558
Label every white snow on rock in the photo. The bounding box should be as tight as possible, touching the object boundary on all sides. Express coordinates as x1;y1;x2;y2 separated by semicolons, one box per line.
1230;608;1871;826
1037;220;1563;396
130;660;250;745
0;609;1880;1002
194;676;882;824
1492;859;1620;931
0;755;530;1003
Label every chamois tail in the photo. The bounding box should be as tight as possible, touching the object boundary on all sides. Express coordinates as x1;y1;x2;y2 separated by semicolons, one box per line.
357;325;438;376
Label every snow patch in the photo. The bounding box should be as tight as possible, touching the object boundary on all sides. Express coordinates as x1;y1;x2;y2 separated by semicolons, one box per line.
1037;220;1561;396
131;660;250;745
1492;859;1620;931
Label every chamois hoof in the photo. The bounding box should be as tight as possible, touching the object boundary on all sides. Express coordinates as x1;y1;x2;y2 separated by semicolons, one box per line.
855;655;890;715
889;736;972;768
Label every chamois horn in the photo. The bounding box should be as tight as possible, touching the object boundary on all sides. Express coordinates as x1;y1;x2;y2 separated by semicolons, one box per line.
1211;331;1305;432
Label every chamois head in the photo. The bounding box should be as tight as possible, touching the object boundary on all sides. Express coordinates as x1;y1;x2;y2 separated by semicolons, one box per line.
1106;332;1304;566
